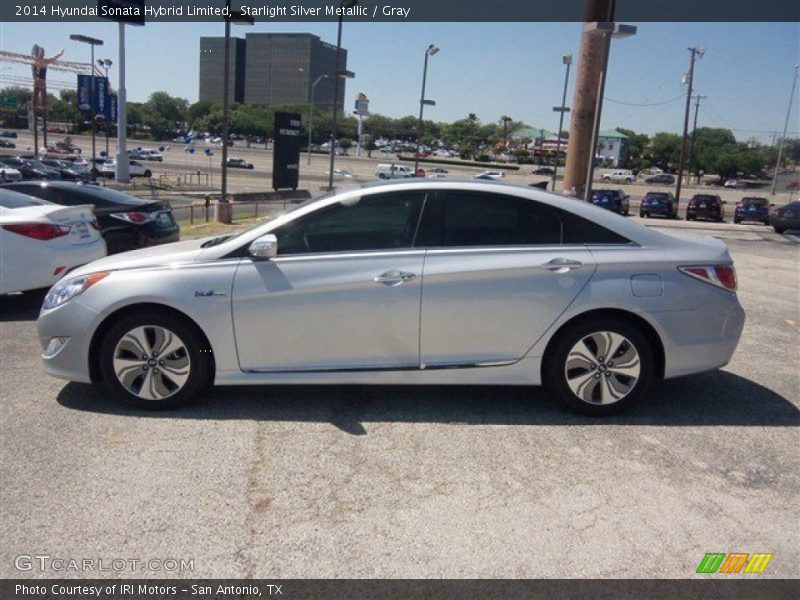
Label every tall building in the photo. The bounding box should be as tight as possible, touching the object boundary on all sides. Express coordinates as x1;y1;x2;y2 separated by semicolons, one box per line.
198;36;246;104
198;33;346;112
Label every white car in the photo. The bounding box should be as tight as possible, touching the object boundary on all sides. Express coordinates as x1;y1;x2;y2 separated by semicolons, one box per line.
376;164;415;179
475;170;506;180
602;170;635;184
137;149;164;162
0;189;106;294
98;160;153;179
0;163;23;182
724;179;740;188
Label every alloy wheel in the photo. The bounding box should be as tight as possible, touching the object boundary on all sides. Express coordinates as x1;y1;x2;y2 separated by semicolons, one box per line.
112;326;191;401
564;331;641;405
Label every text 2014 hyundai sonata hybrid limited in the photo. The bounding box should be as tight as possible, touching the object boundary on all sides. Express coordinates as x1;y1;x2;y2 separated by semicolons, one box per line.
37;180;745;415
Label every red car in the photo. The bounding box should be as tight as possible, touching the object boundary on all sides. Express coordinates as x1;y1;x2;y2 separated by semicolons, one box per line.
47;142;81;155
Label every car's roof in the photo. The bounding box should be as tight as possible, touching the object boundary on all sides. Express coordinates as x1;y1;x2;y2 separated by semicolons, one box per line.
1;181;152;207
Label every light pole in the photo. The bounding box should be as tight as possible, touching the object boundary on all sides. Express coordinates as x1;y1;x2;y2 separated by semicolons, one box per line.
675;46;705;204
328;0;358;191
308;74;327;165
70;34;103;181
218;0;253;223
552;54;572;191
583;22;636;202
771;65;799;196
414;44;439;176
97;58;113;156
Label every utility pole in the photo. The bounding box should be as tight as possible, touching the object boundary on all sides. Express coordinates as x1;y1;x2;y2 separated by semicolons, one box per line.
688;94;707;178
771;65;799;196
551;54;572;191
562;0;615;199
676;47;705;204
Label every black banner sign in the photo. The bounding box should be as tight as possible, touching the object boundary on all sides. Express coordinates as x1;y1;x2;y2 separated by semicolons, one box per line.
272;111;301;191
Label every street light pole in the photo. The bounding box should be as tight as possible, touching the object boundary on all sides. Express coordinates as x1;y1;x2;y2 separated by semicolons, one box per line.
328;0;358;191
218;0;253;222
414;44;439;175
676;46;705;204
552;54;572;191
771;65;799;196
70;34;104;181
308;74;327;165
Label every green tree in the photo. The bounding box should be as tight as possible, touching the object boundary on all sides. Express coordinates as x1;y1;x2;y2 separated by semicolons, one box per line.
648;132;683;168
615;127;649;170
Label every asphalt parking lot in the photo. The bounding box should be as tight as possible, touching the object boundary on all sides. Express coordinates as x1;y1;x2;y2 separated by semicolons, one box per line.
0;218;797;579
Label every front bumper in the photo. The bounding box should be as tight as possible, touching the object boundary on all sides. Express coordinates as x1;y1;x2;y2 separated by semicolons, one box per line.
38;299;102;383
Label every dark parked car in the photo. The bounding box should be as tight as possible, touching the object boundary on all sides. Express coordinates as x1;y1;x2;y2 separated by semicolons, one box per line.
644;173;676;185
686;194;724;222
734;197;771;225
24;159;63;180
0;139;15;149
0;155;52;180
591;188;629;215
640;191;678;219
1;181;179;254
770;200;800;234
532;166;555;175
0;130;18;138
225;158;254;169
40;158;91;181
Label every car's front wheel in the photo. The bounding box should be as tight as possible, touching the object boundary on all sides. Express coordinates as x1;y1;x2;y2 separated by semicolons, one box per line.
543;318;654;415
99;312;212;410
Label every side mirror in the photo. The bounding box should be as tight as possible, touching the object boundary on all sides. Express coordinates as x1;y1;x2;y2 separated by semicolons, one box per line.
248;234;277;260
722;200;727;204
770;203;775;207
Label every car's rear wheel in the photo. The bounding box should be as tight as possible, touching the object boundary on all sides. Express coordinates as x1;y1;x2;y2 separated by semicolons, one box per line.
99;313;212;410
543;319;654;416
144;170;152;178
774;226;785;234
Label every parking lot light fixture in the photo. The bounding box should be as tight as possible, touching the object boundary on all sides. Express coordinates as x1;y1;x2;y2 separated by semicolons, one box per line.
552;53;572;190
70;34;104;181
328;0;359;191
218;0;254;223
414;44;439;175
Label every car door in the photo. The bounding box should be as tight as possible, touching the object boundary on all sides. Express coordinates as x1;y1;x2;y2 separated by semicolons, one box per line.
417;190;598;367
232;190;428;371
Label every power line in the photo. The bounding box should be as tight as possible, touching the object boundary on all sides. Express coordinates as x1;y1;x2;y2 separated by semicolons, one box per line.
604;93;685;107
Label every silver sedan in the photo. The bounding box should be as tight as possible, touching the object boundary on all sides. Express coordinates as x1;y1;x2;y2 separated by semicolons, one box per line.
37;180;745;415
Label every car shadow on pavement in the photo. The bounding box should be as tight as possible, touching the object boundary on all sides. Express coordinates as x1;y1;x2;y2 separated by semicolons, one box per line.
0;291;45;322
57;370;799;434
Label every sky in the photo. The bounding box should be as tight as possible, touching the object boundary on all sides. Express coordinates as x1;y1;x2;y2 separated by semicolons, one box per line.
1;20;798;143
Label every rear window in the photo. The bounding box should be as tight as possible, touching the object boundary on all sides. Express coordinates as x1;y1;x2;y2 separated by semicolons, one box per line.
693;195;719;203
741;198;768;206
0;188;50;208
645;193;670;204
5;183;148;208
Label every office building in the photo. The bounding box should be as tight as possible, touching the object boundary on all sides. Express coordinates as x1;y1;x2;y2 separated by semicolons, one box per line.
198;33;345;112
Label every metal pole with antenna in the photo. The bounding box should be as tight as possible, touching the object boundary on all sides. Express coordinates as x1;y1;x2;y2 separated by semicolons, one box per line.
771;65;799;196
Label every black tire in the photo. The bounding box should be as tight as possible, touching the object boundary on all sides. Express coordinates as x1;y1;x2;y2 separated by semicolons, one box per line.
686;215;692;221
774;226;785;234
144;170;152;178
99;311;213;410
543;318;655;416
733;218;741;224
640;212;647;218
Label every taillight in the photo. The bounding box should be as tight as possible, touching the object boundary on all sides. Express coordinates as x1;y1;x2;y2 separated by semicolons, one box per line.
688;199;696;206
90;219;101;230
2;223;70;240
110;211;156;224
679;265;737;292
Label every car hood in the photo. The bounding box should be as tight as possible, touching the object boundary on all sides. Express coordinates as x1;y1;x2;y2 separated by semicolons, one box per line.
70;238;210;276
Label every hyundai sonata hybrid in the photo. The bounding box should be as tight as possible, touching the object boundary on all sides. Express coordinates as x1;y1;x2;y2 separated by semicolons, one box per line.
37;180;745;415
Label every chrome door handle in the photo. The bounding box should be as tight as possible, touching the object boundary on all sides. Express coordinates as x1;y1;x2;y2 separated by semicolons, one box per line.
374;270;416;286
542;258;584;272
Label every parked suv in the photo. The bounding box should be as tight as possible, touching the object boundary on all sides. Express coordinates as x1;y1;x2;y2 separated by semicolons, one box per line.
591;188;629;215
602;170;635;184
687;194;723;222
734;197;770;225
640;191;678;219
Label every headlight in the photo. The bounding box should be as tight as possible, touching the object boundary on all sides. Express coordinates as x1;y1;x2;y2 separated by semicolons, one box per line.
43;272;110;310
